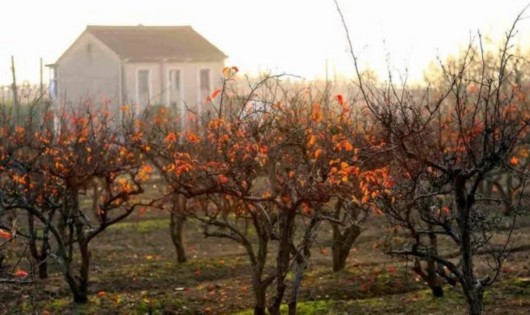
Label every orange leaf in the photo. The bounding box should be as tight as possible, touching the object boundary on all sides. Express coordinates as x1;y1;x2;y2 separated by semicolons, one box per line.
222;67;231;78
164;132;177;143
467;84;478;94
217;174;229;184
361;195;369;204
311;103;322;122
342;141;353;151
301;202;312;215
187;132;201;143
308;135;317;147
207;89;222;101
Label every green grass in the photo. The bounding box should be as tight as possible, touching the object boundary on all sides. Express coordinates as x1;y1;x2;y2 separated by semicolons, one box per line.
111;218;170;233
233;300;331;315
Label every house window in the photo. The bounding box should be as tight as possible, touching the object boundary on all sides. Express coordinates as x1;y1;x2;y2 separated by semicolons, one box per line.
168;69;183;113
200;69;210;91
169;69;181;91
137;69;150;109
168;68;185;128
199;68;211;103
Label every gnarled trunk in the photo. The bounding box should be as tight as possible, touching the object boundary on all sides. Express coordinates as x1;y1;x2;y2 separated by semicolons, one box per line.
28;213;50;279
268;209;296;315
170;194;187;263
331;199;361;272
454;175;485;315
288;218;319;315
331;223;360;272
253;279;268;315
465;288;484;315
170;213;187;263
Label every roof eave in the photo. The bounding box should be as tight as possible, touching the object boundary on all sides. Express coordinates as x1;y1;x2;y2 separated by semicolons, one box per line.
123;56;227;63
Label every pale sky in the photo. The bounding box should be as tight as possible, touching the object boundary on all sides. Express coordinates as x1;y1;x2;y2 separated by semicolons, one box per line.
1;0;530;86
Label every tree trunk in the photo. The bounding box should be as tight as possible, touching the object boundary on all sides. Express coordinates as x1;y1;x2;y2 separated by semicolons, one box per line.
253;281;267;315
70;187;90;304
416;212;444;298
63;268;87;304
75;241;90;304
28;213;49;279
251;210;272;315
169;194;188;263
74;205;90;304
454;175;484;315
413;258;444;298
288;218;319;315
170;209;187;263
61;239;89;304
466;289;483;315
426;259;444;298
330;199;361;272
269;209;296;315
331;224;360;272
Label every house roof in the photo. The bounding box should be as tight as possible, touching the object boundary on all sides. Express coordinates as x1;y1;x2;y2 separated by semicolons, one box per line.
85;25;227;62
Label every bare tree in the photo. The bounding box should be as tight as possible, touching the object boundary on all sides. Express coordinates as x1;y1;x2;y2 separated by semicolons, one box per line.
334;2;530;314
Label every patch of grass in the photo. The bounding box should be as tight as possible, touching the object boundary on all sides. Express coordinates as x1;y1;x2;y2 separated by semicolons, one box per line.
323;287;467;315
496;277;530;297
290;300;331;314
40;297;105;314
234;300;331;315
111;218;170;233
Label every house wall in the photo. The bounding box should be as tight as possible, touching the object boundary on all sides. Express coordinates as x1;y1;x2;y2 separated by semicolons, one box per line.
56;33;121;110
123;60;224;114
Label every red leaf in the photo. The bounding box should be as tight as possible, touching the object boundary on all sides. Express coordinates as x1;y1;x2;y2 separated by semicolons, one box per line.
336;94;345;106
15;269;28;278
0;229;11;240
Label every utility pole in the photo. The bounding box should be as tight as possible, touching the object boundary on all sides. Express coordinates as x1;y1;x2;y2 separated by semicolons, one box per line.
40;57;44;98
10;56;19;124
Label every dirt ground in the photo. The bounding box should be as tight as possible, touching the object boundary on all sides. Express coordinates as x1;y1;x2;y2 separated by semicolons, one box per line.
1;209;529;314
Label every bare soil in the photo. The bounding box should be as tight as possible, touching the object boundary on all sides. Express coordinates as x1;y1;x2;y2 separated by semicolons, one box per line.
1;210;529;314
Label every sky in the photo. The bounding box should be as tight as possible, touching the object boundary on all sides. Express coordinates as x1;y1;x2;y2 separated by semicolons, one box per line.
1;0;530;86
